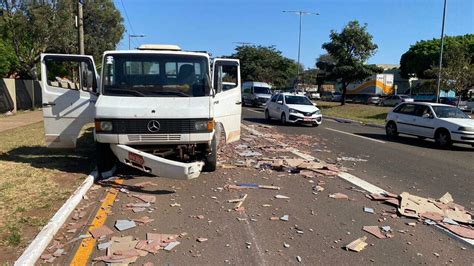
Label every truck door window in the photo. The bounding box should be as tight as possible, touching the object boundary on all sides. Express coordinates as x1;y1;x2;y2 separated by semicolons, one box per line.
45;57;96;92
215;64;238;93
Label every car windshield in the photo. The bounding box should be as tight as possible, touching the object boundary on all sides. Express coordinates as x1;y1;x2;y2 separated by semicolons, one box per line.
102;53;210;97
285;95;313;105
399;95;410;98
432;106;469;118
254;87;271;94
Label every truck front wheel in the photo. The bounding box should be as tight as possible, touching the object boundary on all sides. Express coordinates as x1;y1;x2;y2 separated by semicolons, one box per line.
203;135;217;172
96;142;117;179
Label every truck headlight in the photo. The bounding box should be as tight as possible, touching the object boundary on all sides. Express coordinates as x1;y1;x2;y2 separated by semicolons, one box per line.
95;120;113;132
289;109;298;114
315;110;321;115
195;120;214;132
458;126;474;132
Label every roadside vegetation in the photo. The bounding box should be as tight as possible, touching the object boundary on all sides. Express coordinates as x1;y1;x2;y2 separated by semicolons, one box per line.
0;122;95;252
316;101;392;125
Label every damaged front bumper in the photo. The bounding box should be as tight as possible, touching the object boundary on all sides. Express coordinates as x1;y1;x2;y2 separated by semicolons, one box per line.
110;144;204;180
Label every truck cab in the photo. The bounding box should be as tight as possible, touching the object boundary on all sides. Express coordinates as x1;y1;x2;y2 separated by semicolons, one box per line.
41;44;241;179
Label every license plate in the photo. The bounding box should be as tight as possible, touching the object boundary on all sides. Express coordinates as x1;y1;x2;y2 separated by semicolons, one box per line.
128;152;144;165
304;117;313;121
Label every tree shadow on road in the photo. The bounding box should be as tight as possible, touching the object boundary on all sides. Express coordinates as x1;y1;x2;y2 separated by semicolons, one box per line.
0;128;96;175
356;133;474;152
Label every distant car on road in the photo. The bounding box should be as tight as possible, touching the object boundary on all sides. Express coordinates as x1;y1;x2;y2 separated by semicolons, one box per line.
265;93;322;127
321;92;341;102
385;102;474;148
381;95;414;107
242;81;272;107
439;97;469;112
352;94;381;105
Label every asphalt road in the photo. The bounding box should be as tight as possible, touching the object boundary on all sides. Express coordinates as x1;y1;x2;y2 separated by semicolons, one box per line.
242;106;474;209
36;107;473;265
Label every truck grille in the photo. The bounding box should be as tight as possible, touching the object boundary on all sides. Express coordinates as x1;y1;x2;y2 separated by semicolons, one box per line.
127;134;182;142
108;119;209;134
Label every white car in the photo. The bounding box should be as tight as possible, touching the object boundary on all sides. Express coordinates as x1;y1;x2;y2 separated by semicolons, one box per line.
264;93;322;127
385;102;474;148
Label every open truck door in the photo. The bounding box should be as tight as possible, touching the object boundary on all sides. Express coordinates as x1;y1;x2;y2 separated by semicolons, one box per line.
41;54;98;148
212;58;241;143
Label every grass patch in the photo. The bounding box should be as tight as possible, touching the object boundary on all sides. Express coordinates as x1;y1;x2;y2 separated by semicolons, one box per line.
3;223;21;246
0;122;95;249
315;101;392;125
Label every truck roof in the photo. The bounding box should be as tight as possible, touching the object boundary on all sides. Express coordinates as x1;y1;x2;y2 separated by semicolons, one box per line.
103;49;210;58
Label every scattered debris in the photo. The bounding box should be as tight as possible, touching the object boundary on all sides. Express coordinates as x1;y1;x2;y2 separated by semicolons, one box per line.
329;193;349;200
274;194;290;199
280;215;289;222
363;207;374;214
170;202;181;207
115;220;137;231
296;256;302;262
197;237;208;243
339;156;368;162
89;225;114;239
362;226;387;239
132;194;156;203
345;236;368;252
164;241;180;251
133;216;155;225
97;241;112;250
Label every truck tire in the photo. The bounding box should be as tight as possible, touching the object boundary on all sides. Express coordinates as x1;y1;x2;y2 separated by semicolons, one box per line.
203;134;217;172
96;142;117;179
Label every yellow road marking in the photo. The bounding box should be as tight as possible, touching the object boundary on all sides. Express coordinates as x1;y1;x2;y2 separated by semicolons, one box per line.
70;179;124;266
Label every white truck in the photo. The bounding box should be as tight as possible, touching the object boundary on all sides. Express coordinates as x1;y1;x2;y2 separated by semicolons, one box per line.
40;44;242;180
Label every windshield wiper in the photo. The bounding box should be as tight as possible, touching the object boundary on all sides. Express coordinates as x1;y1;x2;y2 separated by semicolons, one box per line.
106;88;145;97
151;91;190;97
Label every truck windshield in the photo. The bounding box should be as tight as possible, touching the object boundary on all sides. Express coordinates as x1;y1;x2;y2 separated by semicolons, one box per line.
253;87;271;94
102;53;210;97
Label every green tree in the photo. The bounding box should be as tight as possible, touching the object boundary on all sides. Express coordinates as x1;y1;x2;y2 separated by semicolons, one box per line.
231;45;299;88
424;45;474;100
83;1;124;64
320;20;381;105
0;37;18;77
400;34;474;79
0;0;124;79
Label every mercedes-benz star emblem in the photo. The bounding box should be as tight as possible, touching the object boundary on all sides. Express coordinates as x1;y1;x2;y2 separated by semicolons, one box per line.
147;120;160;133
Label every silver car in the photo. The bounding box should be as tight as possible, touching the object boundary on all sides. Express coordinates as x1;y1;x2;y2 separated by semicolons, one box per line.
381;95;414;107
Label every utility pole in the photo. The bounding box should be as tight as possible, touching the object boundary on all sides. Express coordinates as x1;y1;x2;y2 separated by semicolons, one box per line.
283;10;319;87
78;0;84;55
129;34;146;50
436;0;447;103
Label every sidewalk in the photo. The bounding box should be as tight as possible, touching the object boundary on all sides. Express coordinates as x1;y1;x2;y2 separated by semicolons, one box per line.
0;110;43;133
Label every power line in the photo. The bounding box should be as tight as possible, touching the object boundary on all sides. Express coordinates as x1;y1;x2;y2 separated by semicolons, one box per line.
120;0;136;35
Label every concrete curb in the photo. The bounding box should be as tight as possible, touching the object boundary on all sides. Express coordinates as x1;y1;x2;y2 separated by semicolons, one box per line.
324;115;385;129
15;171;97;266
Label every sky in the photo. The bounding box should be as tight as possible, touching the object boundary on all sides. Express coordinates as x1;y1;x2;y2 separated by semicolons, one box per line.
113;0;474;69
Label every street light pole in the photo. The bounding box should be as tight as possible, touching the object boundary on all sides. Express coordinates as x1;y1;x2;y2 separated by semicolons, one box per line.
436;0;447;103
128;34;146;50
283;10;319;87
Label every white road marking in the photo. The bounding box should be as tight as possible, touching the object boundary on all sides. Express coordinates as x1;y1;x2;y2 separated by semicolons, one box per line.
338;172;387;195
241;122;473;247
325;127;386;144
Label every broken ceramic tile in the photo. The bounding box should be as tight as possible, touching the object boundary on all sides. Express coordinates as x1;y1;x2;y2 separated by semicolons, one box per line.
115;220;137;231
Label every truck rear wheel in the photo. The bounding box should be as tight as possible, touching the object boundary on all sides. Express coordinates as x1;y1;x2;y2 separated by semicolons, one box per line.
203;134;217;172
96;142;117;179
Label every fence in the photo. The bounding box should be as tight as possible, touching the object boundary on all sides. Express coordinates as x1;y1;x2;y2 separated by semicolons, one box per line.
0;79;42;113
